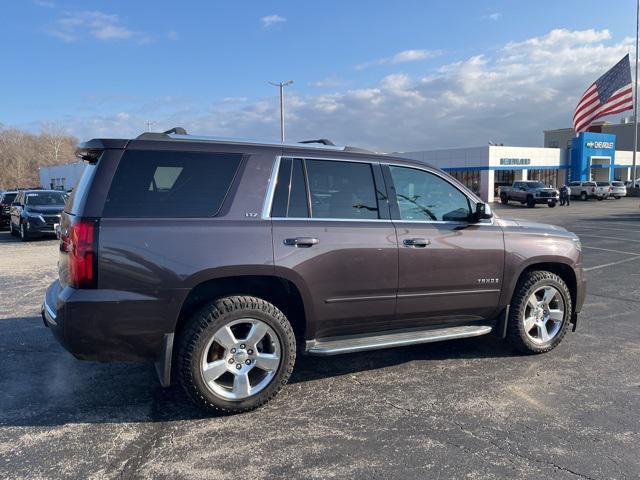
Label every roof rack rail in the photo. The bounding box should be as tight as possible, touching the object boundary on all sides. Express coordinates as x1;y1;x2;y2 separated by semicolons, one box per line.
299;139;336;146
132;130;374;153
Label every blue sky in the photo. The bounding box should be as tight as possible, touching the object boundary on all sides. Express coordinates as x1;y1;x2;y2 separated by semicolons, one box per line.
1;0;638;150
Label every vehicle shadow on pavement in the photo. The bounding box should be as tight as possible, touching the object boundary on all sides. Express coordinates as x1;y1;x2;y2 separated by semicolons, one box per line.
0;315;516;427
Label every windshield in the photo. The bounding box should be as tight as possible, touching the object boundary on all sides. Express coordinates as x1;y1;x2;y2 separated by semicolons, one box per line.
25;192;67;206
524;182;546;189
1;193;17;204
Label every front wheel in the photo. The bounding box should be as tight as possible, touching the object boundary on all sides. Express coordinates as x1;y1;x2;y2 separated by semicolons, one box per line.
500;193;508;205
526;196;536;208
507;271;572;354
548;201;557;208
177;295;296;414
615;196;621;200
580;192;588;201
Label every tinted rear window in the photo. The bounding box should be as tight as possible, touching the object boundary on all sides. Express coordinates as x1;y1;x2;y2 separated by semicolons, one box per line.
596;182;610;186
612;182;625;186
1;193;16;204
103;150;242;218
66;163;96;215
584;182;597;186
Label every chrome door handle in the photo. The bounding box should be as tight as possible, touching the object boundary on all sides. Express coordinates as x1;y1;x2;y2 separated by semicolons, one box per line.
403;238;430;247
284;237;319;247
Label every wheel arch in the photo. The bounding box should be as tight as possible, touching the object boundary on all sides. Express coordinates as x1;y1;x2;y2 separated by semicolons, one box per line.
506;261;577;314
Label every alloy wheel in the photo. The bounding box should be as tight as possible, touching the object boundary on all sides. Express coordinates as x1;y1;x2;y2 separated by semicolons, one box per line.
522;286;565;344
200;318;282;400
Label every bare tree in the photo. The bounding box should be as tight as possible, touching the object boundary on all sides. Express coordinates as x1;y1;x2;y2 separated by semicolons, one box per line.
0;126;77;190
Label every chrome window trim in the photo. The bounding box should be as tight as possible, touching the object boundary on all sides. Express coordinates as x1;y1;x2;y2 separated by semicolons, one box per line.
262;155;496;226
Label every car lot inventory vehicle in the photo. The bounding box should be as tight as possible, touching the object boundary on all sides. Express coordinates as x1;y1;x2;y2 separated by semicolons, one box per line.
497;181;559;208
9;189;66;241
0;190;18;229
594;182;612;200
610;181;627;199
42;129;586;413
569;181;603;201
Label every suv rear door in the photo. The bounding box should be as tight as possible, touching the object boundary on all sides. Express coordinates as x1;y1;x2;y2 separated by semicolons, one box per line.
271;154;398;340
383;163;505;329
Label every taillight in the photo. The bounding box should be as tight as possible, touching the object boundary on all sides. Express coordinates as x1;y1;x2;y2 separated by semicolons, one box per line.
60;219;98;288
591;187;595;193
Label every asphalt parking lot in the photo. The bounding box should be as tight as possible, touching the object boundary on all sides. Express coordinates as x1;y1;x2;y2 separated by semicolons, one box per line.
1;198;639;480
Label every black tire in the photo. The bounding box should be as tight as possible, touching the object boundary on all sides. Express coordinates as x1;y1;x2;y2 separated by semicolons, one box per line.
596;196;603;201
19;223;30;242
580;191;588;201
615;196;621;200
177;295;296;414
507;270;572;354
500;193;508;205
548;201;556;208
526;196;535;208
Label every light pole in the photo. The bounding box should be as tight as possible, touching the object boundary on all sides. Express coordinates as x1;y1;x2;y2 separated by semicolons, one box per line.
145;120;156;132
633;0;639;186
269;80;294;142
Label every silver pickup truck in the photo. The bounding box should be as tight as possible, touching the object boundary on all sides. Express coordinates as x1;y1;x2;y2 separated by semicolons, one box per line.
498;181;559;208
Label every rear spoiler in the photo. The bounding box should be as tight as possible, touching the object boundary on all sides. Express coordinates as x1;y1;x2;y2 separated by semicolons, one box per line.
75;139;129;162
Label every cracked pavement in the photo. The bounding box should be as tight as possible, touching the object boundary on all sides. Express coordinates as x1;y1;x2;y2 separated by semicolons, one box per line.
1;199;639;479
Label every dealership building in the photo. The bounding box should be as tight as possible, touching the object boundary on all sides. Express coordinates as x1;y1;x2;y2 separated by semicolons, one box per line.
397;131;639;203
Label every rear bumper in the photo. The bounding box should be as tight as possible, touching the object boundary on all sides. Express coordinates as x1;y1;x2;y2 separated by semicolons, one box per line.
42;280;181;363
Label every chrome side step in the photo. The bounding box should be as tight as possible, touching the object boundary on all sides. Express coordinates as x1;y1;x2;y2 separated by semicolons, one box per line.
306;325;493;356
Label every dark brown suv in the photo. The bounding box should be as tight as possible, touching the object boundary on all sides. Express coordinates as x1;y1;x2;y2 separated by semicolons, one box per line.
42;129;586;413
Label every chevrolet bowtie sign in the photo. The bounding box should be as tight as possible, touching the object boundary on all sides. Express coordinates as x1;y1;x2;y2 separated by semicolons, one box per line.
585;140;614;149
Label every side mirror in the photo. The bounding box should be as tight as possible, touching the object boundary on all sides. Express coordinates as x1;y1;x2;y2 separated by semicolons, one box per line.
472;202;492;222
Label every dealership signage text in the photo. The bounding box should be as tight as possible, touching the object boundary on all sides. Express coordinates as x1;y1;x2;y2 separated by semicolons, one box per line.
500;158;531;166
585;141;614;149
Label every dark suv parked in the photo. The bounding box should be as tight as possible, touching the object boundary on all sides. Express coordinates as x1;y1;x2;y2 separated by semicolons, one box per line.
0;190;18;229
10;189;67;241
42;129;586;413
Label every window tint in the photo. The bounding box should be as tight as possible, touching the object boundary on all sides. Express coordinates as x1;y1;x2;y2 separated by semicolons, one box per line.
271;158;309;218
305;159;379;220
389;166;471;222
25;191;67;206
584;182;597;186
612;181;625;186
569;182;580;186
67;163;97;215
103;150;242;218
596;182;610;186
1;193;16;204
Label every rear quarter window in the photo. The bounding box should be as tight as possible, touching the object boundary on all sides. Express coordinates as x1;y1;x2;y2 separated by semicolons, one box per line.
66;163;97;215
103;150;242;218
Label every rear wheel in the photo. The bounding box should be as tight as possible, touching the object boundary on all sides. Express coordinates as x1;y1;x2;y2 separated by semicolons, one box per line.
596;196;603;201
178;295;296;414
615;196;621;200
526;196;535;208
507;270;572;354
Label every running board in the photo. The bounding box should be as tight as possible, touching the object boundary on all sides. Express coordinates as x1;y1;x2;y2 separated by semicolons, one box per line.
306;325;493;356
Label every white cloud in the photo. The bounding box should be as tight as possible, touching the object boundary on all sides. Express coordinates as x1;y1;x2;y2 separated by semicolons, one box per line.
48;11;145;43
34;0;55;7
481;12;502;21
167;30;179;41
41;29;636;152
260;14;286;28
356;49;442;70
309;77;347;88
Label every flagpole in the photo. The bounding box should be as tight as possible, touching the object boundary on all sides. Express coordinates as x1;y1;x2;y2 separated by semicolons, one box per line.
633;0;639;185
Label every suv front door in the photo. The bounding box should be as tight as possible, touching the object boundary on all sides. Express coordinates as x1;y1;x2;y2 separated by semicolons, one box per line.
384;164;505;329
271;156;398;340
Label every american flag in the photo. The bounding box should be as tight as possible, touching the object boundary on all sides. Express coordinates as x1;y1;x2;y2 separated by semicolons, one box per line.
573;55;634;133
